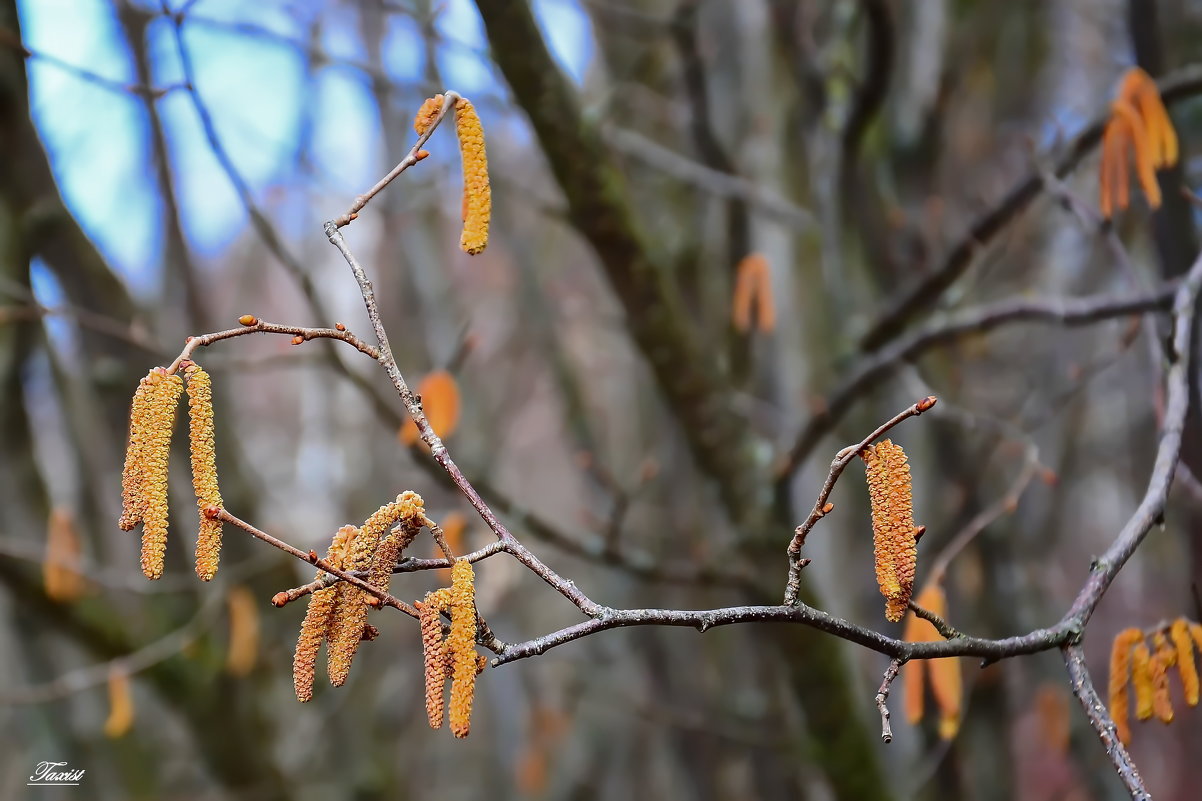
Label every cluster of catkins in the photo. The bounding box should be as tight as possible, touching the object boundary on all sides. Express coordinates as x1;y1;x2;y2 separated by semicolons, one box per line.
290;493;484;737
1109;618;1202;744
119;362;223;581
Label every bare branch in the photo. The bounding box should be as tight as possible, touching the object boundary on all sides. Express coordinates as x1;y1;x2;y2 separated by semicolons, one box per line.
1063;644;1150;800
778;282;1177;483
875;658;903;744
214;507;420;619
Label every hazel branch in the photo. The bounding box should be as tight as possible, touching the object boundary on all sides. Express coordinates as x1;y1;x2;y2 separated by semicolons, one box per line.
782;395;937;606
167;317;379;374
210;506;420;620
876;658;903;744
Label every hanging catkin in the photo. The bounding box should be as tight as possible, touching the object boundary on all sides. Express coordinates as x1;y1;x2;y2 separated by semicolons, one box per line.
185;362;223;581
139;370;183;580
861;440;919;622
448;559;478;737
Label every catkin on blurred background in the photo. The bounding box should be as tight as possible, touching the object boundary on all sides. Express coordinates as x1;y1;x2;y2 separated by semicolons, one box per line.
1;1;1202;799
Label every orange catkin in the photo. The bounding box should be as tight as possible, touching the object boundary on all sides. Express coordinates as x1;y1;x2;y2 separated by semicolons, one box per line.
448;559;479;737
327;494;425;686
225;586;260;677
103;668;134;739
1099;68;1178;217
1033;684;1070;756
139;370;183;580
185;363;223;581
400;371;461;446
1132;642;1154;721
861;440;919;622
1108;628;1143;744
419;588;453;728
902;583;946;726
1149;652;1174;723
414;94;444;135
1110;100;1161;209
454;98;490;255
1170;618;1198;707
44;508;85;602
293;525;356;702
731;253;775;334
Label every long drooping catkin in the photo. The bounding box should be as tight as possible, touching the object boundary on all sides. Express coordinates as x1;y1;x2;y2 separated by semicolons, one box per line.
419;588;453;728
1175;618;1200;707
293;525;356;702
1149;652;1174;723
327;493;426;686
454;99;490;255
448;559;478;738
1108;628;1143;744
119;371;156;530
185;363;223;581
1132;642;1154;721
139;370;183;580
861;440;919;622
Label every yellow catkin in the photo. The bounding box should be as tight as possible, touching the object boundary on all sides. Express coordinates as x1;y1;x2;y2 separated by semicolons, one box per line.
185;363;223;581
1108;628;1143;744
448;559;478;737
225;586;259;677
420;588;454;729
327;493;426;686
103;668;134;739
1149;651;1174;723
293;524;356;702
902;583;946;726
1132;641;1154;721
139;370;183;580
862;440;918;622
1170;618;1198;707
1192;622;1202;654
454;98;490;255
414;94;444;135
119;371;156;530
1152;629;1177;667
44;507;85;602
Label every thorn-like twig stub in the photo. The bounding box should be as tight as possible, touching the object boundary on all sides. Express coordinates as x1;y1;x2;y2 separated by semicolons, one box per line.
271;592;288;608
238;314;257;326
916;396;938;413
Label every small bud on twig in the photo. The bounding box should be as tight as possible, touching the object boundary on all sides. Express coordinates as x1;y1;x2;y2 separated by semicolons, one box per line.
238;314;256;326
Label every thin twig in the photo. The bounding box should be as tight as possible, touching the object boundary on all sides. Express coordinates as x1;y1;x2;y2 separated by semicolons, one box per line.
331;91;459;227
213;507;420;619
1062;644;1150;799
777;282;1177;484
876;658;903;743
166;318;379;373
907;601;962;640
